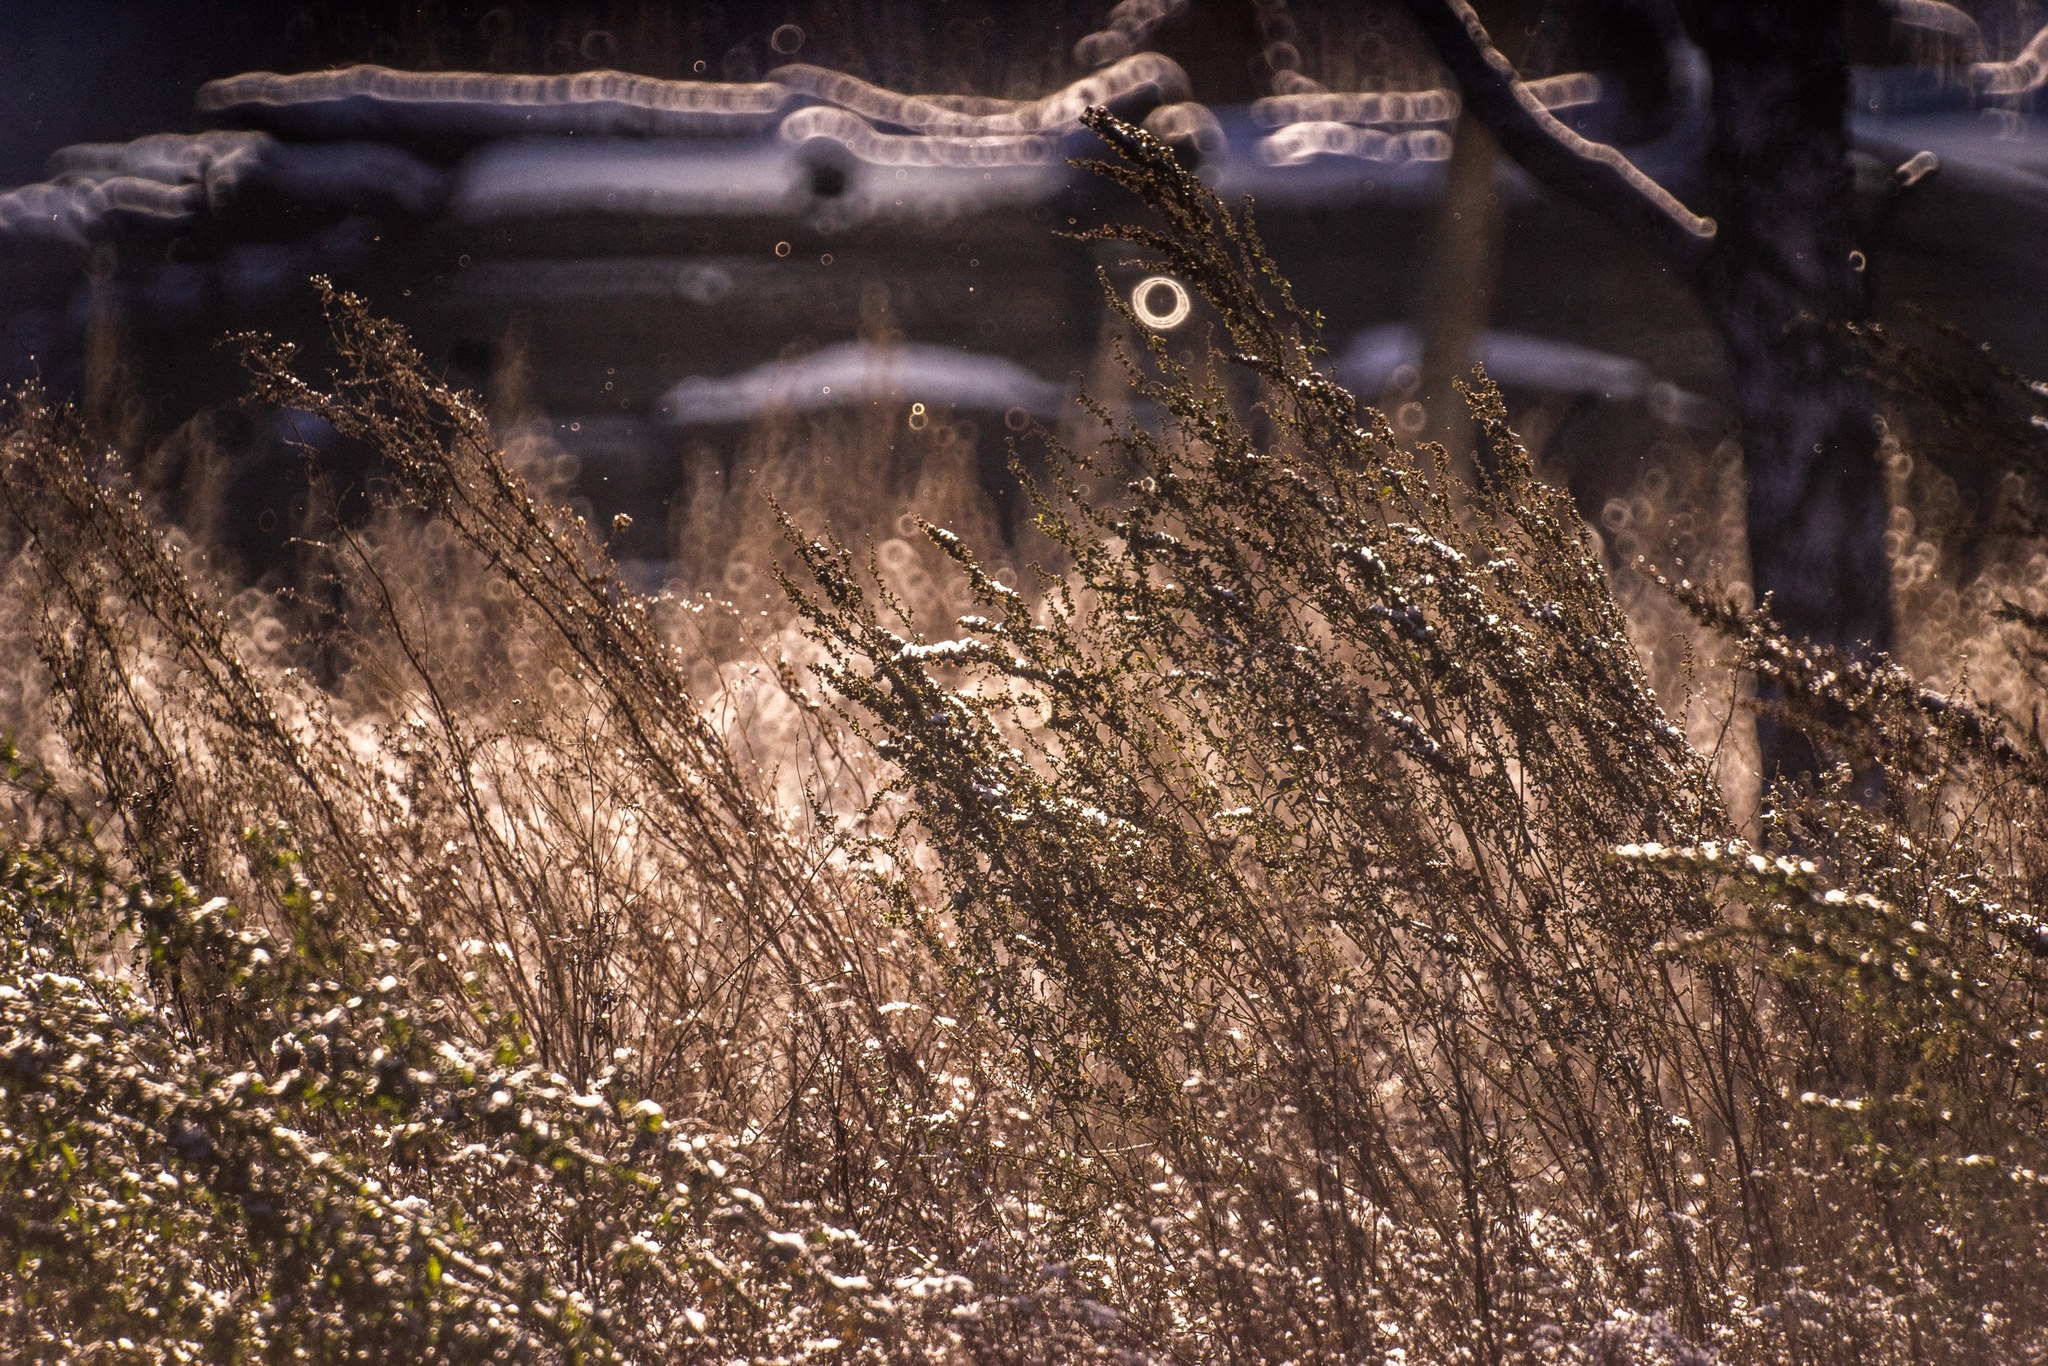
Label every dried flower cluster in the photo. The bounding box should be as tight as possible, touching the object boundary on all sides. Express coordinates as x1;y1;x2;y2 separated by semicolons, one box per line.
2;112;2044;1363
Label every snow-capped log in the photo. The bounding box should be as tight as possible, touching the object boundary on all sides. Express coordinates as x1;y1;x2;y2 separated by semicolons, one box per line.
655;341;1066;426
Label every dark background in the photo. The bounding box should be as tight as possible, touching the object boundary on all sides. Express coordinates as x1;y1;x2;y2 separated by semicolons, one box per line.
5;0;2043;621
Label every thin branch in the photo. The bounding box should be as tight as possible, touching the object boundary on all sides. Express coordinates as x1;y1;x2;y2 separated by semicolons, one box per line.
1398;0;1716;268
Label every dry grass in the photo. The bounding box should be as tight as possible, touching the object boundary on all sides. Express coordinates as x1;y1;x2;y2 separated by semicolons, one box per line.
1;113;2045;1364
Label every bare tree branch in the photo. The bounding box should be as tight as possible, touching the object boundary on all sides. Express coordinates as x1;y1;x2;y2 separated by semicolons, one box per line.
1398;0;1716;269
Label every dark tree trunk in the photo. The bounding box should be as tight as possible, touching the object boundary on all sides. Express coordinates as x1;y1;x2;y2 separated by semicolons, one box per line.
1691;0;1893;663
1689;0;1893;779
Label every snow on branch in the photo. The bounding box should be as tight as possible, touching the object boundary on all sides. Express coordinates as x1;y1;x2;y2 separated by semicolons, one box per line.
1973;19;2048;96
1250;71;1601;130
1073;0;1188;68
1888;0;1981;50
197;65;789;137
770;53;1187;138
1398;0;1715;264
